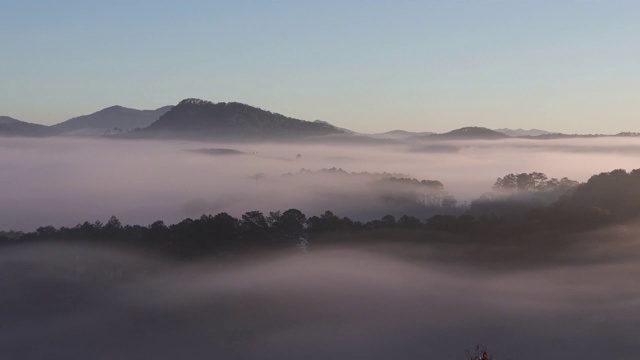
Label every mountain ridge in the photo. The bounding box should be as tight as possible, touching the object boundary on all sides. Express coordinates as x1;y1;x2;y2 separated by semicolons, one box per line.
495;128;555;137
139;98;343;140
0;116;21;125
0;116;52;137
1;101;637;140
52;105;173;135
427;126;509;140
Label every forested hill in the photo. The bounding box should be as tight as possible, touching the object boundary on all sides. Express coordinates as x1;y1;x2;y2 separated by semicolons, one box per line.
139;98;343;140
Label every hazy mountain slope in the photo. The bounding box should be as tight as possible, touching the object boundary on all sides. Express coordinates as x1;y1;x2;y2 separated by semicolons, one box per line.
313;120;355;134
428;127;508;140
495;128;554;137
370;130;435;140
0;116;52;137
0;116;20;125
140;99;343;139
53;105;172;134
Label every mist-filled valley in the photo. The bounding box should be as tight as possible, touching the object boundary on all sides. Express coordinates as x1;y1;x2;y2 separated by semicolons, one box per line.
6;0;640;357
3;136;640;231
3;136;640;359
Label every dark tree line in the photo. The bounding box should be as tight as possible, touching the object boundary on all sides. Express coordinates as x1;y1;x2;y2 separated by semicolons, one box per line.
3;169;640;257
469;172;580;220
0;207;496;258
531;168;640;228
474;168;640;231
492;172;578;192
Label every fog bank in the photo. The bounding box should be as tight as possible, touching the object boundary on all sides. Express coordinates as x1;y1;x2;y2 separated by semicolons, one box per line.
2;225;640;359
2;137;640;230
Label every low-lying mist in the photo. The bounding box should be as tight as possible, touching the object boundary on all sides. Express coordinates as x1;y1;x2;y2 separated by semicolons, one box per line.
2;222;640;359
2;136;640;231
4;136;640;359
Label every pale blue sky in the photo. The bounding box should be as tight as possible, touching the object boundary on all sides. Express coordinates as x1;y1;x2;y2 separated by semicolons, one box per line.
2;1;639;133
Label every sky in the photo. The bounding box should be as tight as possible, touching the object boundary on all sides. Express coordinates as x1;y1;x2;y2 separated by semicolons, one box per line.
1;0;639;134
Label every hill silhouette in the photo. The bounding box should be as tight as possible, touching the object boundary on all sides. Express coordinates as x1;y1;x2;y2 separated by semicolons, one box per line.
495;128;554;137
429;127;508;140
52;105;172;135
0;116;52;137
140;99;343;140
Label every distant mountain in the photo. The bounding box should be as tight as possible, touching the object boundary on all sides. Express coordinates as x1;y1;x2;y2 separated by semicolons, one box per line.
313;120;355;134
429;127;508;140
190;148;247;156
140;99;343;140
370;130;435;140
616;132;640;137
53;105;172;135
0;116;52;137
0;116;18;125
495;128;554;137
